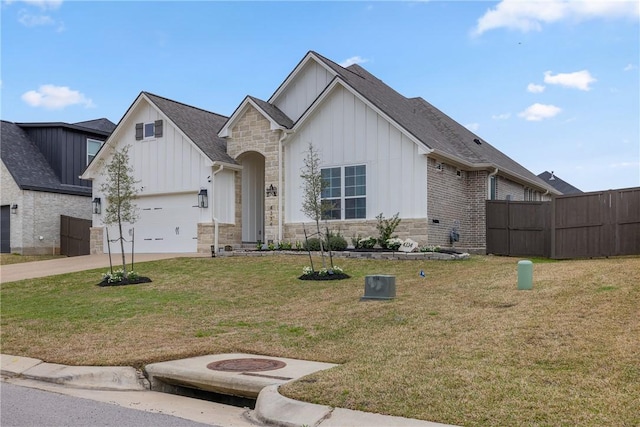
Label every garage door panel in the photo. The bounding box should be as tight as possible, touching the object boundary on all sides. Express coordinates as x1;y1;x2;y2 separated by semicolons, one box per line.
104;194;198;253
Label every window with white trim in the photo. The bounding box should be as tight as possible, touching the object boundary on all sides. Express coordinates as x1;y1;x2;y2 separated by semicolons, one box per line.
135;120;163;140
321;165;366;220
87;138;103;165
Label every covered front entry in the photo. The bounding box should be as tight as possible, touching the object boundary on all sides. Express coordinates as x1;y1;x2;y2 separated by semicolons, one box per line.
238;151;265;243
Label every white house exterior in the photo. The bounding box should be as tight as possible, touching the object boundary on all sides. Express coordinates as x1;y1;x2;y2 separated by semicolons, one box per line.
83;51;559;255
81;93;239;254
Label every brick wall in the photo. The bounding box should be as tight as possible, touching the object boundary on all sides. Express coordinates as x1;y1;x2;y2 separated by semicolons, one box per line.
17;190;92;255
427;158;472;248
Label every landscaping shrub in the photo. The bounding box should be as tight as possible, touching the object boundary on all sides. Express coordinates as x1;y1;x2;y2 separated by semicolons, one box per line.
376;212;401;249
327;234;348;251
304;237;322;251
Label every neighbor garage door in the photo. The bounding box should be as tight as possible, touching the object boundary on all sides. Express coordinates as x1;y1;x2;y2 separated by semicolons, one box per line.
1;205;10;253
105;194;199;253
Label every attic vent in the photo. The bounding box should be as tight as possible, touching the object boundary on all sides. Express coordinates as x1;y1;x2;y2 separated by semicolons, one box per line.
473;138;482;145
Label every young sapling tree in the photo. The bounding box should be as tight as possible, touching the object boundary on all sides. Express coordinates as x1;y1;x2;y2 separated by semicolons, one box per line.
100;145;139;279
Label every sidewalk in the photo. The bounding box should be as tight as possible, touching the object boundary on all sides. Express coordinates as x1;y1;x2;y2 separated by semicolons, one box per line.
1;354;457;427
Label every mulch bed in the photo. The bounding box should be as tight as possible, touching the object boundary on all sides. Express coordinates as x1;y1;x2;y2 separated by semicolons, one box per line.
298;272;351;281
97;277;153;287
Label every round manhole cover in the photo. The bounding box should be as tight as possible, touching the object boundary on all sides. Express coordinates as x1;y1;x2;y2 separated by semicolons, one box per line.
207;358;286;372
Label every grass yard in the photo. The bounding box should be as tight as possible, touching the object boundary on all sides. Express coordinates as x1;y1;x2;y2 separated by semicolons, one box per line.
1;255;639;426
0;253;65;265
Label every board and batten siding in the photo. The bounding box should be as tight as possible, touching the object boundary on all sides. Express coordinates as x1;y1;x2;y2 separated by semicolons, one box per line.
285;85;427;222
92;100;235;225
272;60;334;123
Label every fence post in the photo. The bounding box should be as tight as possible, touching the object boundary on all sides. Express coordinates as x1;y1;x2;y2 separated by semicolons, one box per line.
550;197;556;259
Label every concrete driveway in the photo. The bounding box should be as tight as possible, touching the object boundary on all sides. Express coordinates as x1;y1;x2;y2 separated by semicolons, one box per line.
0;253;208;283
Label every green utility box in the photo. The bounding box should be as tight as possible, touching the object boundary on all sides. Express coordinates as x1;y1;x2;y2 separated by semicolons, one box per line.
517;260;533;290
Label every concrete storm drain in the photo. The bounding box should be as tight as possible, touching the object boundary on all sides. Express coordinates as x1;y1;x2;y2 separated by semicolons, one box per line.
206;358;287;372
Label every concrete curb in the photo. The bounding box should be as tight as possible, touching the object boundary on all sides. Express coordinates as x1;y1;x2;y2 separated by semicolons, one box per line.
255;384;457;427
1;354;148;391
2;354;457;426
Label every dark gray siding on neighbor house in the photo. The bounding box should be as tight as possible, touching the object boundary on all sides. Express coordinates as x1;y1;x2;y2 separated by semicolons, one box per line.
22;127;103;188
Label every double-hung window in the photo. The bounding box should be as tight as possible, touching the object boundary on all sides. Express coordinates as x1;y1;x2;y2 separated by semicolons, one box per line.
87;138;103;165
321;165;366;220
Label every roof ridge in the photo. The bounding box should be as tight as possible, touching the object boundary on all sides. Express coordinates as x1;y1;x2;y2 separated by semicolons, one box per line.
143;91;229;120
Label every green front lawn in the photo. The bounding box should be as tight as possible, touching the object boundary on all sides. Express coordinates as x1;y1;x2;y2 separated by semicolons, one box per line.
1;255;638;426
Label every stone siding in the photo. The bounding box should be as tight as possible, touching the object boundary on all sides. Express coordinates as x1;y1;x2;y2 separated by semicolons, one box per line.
226;105;283;244
284;218;429;248
89;226;104;254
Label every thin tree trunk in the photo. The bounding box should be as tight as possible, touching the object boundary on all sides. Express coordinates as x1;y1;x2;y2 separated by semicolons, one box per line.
316;219;326;268
106;227;113;274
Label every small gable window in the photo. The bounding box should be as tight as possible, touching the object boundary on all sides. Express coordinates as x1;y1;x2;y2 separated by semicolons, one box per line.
135;120;163;140
87;138;103;165
144;123;155;138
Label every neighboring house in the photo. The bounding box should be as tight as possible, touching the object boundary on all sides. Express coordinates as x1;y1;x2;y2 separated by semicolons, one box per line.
82;51;559;255
538;171;583;195
1;119;115;254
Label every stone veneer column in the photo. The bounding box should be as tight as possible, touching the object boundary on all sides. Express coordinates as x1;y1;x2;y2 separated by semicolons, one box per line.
89;227;104;254
226;105;283;244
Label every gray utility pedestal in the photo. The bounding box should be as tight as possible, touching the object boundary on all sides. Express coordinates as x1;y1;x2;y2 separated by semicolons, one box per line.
362;275;396;300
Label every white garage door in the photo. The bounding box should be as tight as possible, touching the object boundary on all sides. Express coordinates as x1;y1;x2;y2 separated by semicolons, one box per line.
104;194;199;254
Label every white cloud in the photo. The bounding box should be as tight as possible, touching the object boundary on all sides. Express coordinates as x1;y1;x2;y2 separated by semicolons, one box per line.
473;0;640;35
609;161;640;169
544;70;596;91
21;84;95;110
518;103;562;121
492;113;511;120
18;10;54;27
624;64;637;71
339;56;369;67
8;0;63;9
527;83;545;93
465;123;480;131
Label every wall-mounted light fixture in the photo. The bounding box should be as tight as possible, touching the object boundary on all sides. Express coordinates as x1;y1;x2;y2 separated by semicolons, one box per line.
92;197;101;214
198;189;208;208
10;204;18;215
266;184;277;197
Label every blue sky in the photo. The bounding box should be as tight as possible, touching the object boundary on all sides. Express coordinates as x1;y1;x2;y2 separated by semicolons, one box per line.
2;0;638;192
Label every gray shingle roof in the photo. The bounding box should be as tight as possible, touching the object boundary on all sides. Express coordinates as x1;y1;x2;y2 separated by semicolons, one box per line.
538;171;583;194
0;121;91;196
309;51;557;193
248;96;294;129
74;118;116;134
143;92;236;165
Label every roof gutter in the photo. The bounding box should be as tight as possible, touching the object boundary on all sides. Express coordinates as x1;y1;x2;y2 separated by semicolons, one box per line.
488;167;499;199
211;164;225;256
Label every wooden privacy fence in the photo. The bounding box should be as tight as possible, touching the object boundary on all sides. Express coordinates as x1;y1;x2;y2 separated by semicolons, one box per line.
486;187;640;259
60;215;92;257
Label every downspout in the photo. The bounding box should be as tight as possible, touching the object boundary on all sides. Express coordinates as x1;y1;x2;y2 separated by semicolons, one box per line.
488;167;499;199
211;164;224;255
278;130;293;242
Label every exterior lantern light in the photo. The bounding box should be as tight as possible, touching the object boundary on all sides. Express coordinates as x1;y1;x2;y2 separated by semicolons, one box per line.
10;204;18;215
198;189;208;208
266;184;277;197
92;197;101;214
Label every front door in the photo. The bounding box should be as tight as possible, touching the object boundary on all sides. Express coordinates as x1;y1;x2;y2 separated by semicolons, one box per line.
240;152;265;243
